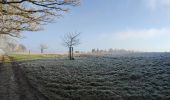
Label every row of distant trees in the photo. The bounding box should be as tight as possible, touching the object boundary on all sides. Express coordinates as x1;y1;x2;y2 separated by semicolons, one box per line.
0;35;26;52
92;48;135;54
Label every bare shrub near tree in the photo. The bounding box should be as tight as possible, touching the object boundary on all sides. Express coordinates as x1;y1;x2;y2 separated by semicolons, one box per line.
63;32;80;60
40;44;48;53
0;0;80;37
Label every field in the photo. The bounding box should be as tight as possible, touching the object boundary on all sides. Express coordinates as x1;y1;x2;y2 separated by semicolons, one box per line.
8;54;63;61
15;54;170;100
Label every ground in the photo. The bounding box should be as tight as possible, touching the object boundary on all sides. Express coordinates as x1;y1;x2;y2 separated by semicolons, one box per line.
0;56;48;100
0;53;170;100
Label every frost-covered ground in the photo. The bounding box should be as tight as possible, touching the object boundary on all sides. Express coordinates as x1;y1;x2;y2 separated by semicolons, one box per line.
18;54;170;100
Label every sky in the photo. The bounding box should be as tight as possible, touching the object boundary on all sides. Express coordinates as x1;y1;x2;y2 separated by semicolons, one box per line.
18;0;170;53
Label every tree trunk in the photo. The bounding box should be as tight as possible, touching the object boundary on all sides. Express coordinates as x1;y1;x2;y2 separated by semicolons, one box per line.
69;47;72;60
41;48;43;53
71;47;74;60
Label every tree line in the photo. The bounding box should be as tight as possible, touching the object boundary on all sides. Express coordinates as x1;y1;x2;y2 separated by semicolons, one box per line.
92;48;135;54
0;35;26;52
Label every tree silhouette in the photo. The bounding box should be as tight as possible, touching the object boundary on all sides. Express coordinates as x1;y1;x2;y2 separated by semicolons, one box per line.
63;32;80;60
0;0;80;37
40;44;48;53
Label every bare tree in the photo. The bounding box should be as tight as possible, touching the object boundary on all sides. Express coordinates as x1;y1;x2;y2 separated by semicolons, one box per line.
92;49;96;53
0;34;27;53
0;0;80;37
6;43;16;52
17;44;26;52
63;32;80;60
40;44;48;53
0;34;17;52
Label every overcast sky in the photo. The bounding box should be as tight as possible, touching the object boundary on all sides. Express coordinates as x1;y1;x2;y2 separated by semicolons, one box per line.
18;0;170;52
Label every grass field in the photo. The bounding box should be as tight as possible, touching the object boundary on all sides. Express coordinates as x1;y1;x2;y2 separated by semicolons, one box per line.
8;54;63;61
17;55;170;100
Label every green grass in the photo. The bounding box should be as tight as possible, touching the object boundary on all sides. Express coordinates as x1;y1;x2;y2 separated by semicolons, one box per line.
9;53;63;61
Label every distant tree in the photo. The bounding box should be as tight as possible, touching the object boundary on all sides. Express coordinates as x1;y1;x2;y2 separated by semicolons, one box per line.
6;43;17;52
0;0;80;37
29;50;31;54
0;35;17;52
40;44;48;53
75;51;80;53
0;34;27;53
96;48;99;53
100;49;104;53
5;42;27;52
17;44;26;52
109;48;114;53
63;32;80;60
92;49;96;53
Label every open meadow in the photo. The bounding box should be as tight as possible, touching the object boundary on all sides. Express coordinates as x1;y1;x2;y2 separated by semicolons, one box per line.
9;54;63;61
13;53;170;100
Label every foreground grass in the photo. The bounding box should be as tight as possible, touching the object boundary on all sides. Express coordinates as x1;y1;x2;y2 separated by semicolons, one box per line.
9;54;63;61
19;56;170;99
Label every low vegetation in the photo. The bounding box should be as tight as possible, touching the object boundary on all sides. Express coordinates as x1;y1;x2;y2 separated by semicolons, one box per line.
17;54;170;100
9;54;63;61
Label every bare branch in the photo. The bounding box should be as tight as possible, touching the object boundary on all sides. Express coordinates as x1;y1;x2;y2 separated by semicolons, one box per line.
0;0;80;37
62;32;81;47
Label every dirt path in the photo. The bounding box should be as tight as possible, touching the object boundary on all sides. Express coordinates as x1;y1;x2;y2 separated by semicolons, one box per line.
0;56;19;100
0;55;49;100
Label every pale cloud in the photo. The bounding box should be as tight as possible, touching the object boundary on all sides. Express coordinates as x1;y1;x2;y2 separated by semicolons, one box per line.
94;28;170;51
98;28;169;40
146;0;170;10
147;0;157;10
115;28;168;40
